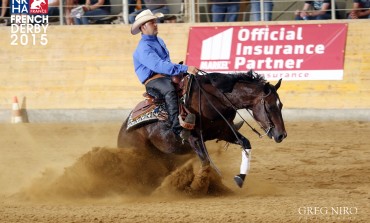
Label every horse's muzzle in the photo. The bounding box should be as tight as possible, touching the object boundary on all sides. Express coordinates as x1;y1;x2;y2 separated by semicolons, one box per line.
272;131;287;143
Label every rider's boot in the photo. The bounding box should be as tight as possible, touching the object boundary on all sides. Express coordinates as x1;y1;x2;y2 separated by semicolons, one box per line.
165;92;191;141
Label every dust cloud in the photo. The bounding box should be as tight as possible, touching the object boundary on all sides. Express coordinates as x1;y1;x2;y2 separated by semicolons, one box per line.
17;146;231;202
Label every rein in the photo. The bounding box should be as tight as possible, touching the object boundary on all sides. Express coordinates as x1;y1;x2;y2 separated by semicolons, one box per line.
197;83;221;175
193;72;244;146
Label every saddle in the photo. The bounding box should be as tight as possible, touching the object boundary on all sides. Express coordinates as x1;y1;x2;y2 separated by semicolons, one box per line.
127;73;194;130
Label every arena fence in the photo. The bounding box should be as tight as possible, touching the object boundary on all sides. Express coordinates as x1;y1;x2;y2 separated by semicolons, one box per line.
0;0;362;26
0;19;369;123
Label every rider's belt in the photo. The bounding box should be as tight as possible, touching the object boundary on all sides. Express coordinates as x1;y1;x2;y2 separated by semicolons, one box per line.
144;73;165;85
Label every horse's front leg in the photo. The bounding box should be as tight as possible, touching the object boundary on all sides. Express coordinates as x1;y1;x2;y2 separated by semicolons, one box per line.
229;121;252;153
219;130;252;188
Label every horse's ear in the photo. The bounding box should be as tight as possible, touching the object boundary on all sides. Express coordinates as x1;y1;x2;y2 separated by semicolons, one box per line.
275;78;282;90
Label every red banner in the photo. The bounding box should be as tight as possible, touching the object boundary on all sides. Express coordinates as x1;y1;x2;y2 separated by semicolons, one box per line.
186;24;348;80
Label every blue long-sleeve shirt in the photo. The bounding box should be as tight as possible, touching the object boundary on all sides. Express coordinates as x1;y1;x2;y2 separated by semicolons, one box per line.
133;34;188;84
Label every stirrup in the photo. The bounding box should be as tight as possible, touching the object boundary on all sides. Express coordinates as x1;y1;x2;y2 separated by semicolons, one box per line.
179;113;196;130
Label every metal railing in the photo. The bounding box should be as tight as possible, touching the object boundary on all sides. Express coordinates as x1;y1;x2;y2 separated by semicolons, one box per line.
1;0;368;26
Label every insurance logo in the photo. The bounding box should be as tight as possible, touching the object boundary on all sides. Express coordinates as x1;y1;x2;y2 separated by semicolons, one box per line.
200;28;233;70
186;25;347;81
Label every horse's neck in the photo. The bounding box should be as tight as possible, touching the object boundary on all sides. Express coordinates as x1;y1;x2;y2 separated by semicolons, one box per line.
189;77;262;117
187;81;233;119
228;83;262;109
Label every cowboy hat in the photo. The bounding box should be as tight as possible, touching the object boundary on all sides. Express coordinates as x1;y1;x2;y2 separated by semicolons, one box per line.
131;9;164;35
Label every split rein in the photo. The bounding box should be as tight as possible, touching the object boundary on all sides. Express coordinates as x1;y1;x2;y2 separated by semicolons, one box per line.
192;70;273;141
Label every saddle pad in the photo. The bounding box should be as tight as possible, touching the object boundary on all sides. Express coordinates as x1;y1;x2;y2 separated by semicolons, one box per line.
131;100;156;121
127;103;167;130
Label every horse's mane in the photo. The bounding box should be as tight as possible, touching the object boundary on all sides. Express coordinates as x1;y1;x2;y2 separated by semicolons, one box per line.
202;70;267;93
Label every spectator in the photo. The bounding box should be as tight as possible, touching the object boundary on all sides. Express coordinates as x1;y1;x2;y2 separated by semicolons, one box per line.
0;0;9;22
295;0;332;20
65;0;86;25
348;0;370;19
211;0;240;22
250;0;274;21
129;0;169;24
128;0;137;14
48;0;60;22
74;0;111;24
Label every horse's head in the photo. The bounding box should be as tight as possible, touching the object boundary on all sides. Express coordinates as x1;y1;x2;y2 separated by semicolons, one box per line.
202;71;287;143
251;79;287;143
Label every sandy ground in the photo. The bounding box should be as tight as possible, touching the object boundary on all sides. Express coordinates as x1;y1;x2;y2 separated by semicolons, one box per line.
0;120;369;223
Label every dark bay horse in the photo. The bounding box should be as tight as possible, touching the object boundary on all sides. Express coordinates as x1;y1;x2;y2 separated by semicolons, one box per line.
118;71;287;170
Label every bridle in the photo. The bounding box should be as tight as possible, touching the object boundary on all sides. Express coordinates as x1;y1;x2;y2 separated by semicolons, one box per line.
222;88;275;139
246;92;275;138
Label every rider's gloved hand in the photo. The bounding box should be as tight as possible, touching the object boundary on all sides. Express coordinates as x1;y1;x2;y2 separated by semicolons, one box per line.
187;66;199;75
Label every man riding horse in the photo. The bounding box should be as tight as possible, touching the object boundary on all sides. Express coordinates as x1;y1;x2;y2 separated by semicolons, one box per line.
128;10;287;189
131;9;199;141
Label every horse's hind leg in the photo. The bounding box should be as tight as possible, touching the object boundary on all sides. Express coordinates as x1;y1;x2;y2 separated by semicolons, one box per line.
117;119;150;149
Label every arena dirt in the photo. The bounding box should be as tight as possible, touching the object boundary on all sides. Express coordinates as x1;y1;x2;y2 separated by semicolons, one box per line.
0;121;369;222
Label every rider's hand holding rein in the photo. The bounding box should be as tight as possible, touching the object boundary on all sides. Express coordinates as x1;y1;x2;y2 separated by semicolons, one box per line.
187;66;199;75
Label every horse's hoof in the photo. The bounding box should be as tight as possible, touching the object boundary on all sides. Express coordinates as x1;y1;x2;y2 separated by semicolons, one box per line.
234;175;244;188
